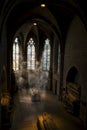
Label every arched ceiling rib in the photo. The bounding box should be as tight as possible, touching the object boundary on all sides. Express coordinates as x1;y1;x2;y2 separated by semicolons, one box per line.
6;2;61;41
0;0;86;44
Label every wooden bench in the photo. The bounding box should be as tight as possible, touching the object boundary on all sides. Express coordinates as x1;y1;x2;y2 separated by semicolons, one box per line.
37;112;58;130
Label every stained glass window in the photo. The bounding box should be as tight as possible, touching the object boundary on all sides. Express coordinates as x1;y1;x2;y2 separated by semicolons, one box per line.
42;38;51;71
13;37;19;71
27;38;35;70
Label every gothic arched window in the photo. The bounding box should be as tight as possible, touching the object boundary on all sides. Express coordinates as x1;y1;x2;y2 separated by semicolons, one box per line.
42;38;51;71
27;38;35;70
13;37;19;71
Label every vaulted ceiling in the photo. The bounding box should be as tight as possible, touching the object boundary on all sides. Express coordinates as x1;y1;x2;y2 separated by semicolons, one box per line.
0;0;87;44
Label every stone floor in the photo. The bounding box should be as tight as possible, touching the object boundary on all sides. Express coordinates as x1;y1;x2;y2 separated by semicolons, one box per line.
10;88;84;130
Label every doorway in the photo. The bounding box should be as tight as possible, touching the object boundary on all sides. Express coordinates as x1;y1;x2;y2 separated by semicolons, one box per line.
66;66;81;116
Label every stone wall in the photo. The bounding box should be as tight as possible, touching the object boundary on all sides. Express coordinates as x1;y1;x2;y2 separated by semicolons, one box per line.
63;15;87;127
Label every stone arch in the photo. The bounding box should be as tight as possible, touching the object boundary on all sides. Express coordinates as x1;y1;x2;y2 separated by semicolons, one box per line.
66;66;79;83
65;66;81;116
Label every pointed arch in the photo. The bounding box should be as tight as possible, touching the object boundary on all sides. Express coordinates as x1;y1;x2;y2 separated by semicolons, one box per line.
27;37;35;70
41;38;51;71
66;66;79;83
13;37;19;71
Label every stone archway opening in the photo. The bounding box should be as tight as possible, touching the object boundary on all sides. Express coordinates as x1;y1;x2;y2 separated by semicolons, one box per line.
65;66;81;116
66;66;78;83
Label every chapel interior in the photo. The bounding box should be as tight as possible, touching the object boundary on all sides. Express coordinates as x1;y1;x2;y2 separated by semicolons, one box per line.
0;0;87;130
